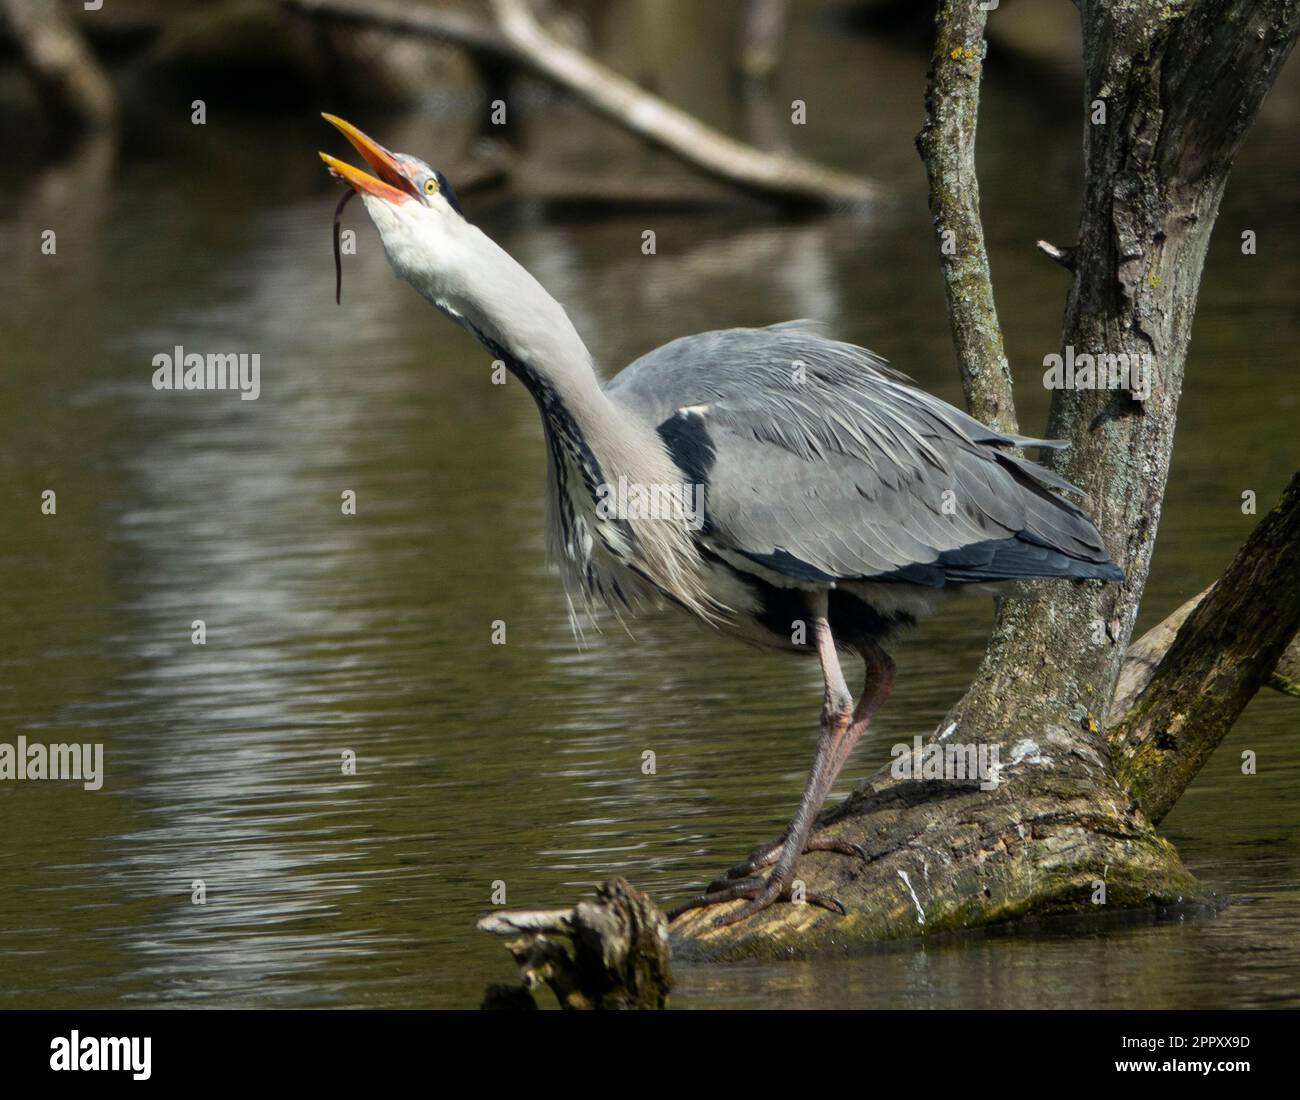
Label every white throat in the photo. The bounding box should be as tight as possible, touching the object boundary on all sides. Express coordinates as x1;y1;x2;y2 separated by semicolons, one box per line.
365;199;720;622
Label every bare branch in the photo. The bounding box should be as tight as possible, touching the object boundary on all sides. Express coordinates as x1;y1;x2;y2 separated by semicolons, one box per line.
1111;586;1300;722
1;0;118;131
285;0;876;209
281;0;521;64
1270;643;1300;698
1108;473;1300;822
738;0;789;83
916;1;1017;434
1035;238;1076;271
486;0;877;209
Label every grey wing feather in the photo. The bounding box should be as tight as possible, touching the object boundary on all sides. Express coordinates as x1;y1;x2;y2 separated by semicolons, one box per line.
607;323;1123;586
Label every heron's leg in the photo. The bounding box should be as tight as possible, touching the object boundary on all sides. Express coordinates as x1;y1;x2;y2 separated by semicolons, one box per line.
670;613;859;925
826;639;896;784
712;641;894;882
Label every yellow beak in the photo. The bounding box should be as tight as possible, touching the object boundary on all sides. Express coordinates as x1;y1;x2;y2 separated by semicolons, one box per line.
319;114;417;204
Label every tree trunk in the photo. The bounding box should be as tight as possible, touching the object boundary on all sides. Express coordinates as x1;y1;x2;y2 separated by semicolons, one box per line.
671;0;1299;959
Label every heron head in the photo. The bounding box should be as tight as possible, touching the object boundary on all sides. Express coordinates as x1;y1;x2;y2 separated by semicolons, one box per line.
319;114;465;289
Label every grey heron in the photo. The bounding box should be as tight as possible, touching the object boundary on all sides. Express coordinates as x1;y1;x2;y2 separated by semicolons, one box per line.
320;116;1124;927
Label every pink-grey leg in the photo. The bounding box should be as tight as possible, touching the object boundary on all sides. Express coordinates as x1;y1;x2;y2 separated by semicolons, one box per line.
668;620;895;926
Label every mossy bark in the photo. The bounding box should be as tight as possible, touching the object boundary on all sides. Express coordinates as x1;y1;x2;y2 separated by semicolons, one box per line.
1111;474;1300;823
917;0;1018;435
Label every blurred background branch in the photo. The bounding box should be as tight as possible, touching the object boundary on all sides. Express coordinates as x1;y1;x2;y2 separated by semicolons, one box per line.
282;0;877;208
737;0;788;84
1;0;118;132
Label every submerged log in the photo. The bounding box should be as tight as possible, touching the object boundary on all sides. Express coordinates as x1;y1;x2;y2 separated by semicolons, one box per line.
479;879;671;1010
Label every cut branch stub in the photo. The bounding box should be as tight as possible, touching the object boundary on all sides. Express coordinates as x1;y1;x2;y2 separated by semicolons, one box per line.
479;879;671;1009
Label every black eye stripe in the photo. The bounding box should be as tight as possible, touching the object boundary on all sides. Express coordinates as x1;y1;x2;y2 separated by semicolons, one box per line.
433;170;464;216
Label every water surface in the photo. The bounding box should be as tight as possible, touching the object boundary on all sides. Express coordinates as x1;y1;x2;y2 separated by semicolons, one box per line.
1;6;1297;1008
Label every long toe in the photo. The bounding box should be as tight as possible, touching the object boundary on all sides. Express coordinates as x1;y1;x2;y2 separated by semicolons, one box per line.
710;878;846;926
722;841;785;880
669;872;850;926
805;837;866;861
712;879;785;926
667;879;767;921
704;871;763;894
722;833;865;880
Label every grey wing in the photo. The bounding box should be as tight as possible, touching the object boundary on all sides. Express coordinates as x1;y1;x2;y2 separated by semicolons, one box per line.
606;323;1123;587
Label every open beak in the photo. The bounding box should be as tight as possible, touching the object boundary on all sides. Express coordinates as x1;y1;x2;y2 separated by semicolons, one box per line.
319;114;418;204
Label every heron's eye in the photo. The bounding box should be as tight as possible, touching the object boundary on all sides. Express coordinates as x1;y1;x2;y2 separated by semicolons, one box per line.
424;178;439;197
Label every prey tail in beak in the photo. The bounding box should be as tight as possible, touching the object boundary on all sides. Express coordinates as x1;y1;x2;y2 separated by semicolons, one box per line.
320;114;420;305
332;189;355;305
319;113;418;203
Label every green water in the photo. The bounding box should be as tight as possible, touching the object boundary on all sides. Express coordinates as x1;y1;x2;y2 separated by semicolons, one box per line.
1;7;1297;1008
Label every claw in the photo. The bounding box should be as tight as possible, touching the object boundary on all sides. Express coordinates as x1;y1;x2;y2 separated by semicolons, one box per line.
714;878;847;926
670;828;864;924
668;875;847;925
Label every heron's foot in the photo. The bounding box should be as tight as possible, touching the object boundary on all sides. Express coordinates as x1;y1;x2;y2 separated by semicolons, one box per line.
667;873;847;927
720;833;865;883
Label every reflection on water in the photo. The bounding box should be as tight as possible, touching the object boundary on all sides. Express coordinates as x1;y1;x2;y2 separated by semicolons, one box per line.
1;11;1297;1009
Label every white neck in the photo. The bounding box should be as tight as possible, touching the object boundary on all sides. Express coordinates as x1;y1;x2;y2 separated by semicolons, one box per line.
415;221;718;619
